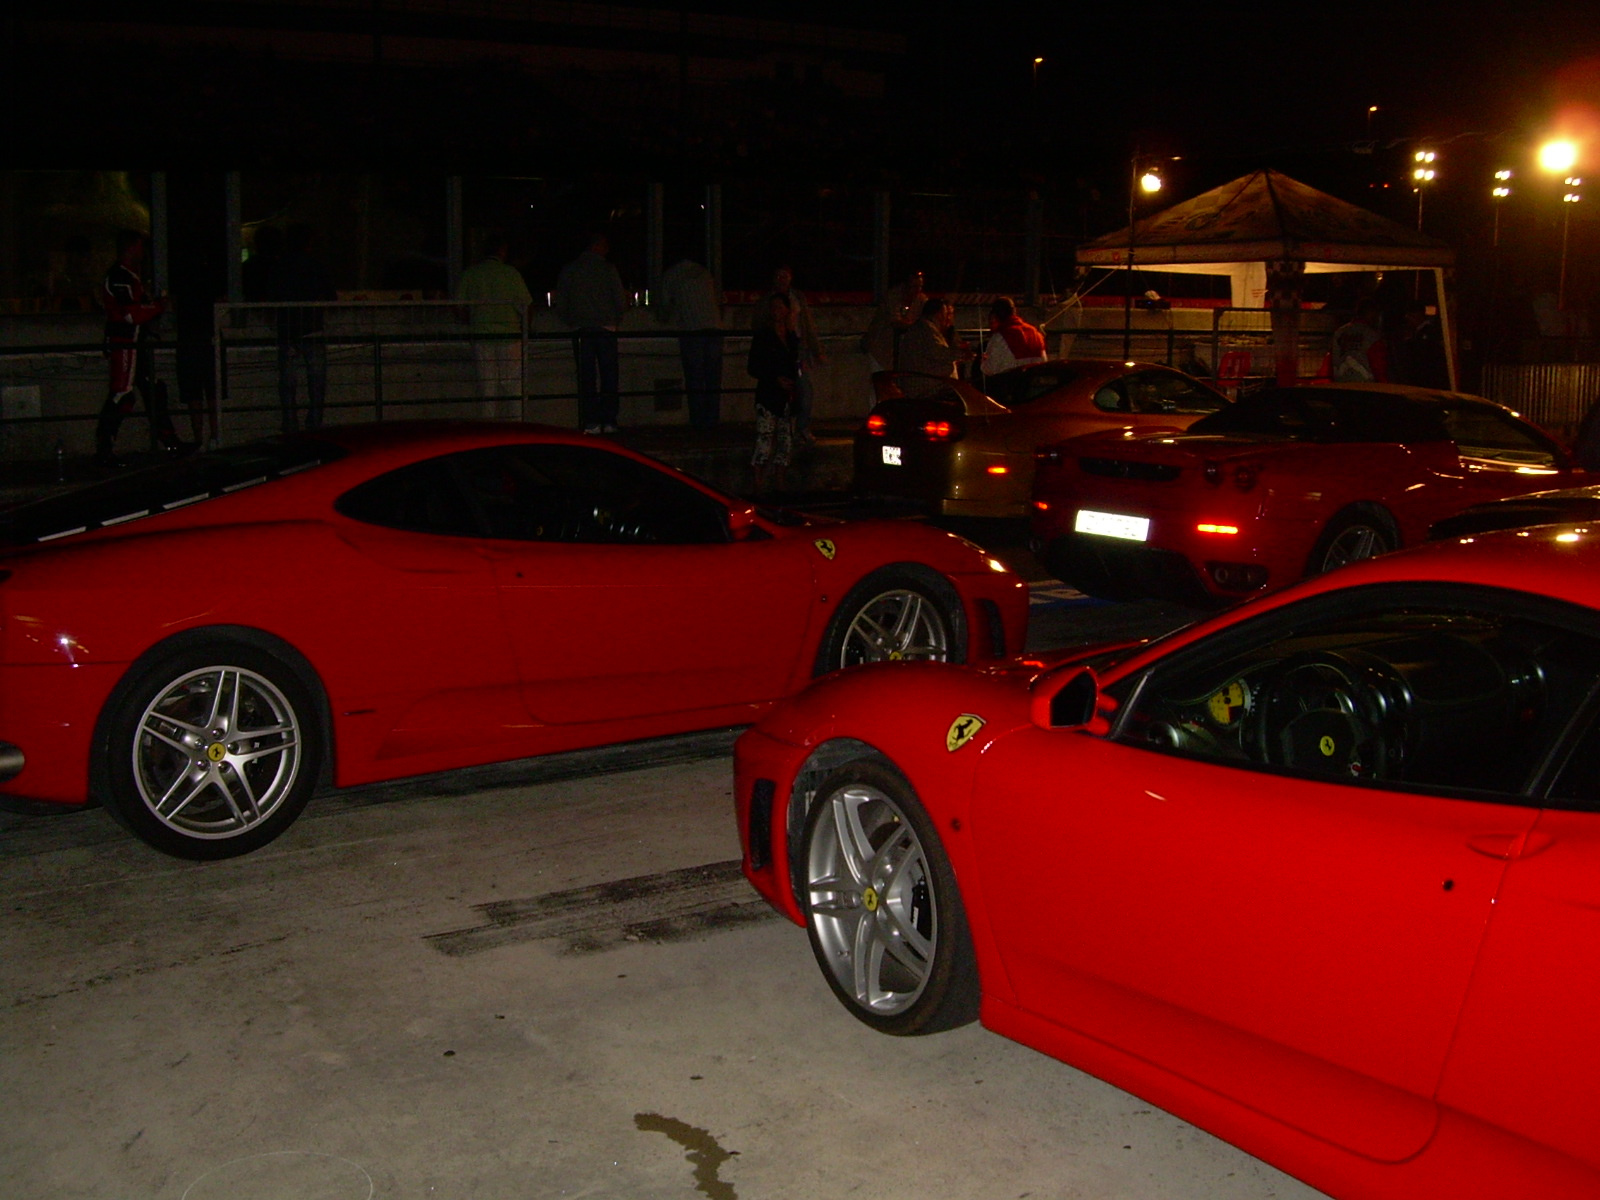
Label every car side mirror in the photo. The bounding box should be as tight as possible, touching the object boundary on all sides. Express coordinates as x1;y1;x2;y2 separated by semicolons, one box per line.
1030;665;1099;730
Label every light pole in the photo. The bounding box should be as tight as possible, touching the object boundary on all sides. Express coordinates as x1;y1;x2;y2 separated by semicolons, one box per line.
1491;169;1513;247
1560;177;1582;311
1540;139;1583;310
1412;149;1437;231
1123;153;1166;360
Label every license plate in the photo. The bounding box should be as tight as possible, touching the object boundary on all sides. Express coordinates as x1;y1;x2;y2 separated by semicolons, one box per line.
1075;509;1149;542
882;445;903;466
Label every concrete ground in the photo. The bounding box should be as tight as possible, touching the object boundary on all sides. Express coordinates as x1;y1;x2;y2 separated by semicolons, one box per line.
2;738;1324;1200
0;587;1330;1200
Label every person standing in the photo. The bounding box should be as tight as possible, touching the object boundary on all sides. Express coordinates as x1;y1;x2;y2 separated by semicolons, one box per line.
748;292;800;494
457;234;533;419
555;232;629;433
1392;301;1449;389
271;224;336;433
1330;300;1390;383
861;269;927;375
657;254;724;429
773;264;825;443
980;297;1048;376
95;229;178;467
895;297;973;396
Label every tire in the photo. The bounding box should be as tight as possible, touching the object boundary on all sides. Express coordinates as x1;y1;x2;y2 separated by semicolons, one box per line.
814;568;966;675
98;641;322;860
1307;507;1398;577
800;761;980;1035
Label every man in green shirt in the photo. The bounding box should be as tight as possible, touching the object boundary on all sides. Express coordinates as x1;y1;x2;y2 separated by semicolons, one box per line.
457;235;532;419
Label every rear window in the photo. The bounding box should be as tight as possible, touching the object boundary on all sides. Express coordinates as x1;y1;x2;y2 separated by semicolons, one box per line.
1187;387;1448;444
0;437;345;546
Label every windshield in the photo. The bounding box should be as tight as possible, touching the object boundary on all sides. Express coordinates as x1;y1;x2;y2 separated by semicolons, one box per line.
0;437;346;546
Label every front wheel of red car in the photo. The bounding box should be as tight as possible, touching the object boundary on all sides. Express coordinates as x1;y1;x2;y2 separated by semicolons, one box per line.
801;761;979;1036
99;643;323;860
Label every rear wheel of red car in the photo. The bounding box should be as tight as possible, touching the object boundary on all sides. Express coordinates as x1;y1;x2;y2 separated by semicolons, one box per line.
99;643;322;860
801;761;979;1035
815;568;966;674
1308;508;1398;576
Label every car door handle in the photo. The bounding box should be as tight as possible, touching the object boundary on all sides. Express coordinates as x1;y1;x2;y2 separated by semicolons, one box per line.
1467;833;1522;859
1465;832;1554;860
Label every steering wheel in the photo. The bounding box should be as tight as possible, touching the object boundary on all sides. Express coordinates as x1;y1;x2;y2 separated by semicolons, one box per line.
1251;651;1407;781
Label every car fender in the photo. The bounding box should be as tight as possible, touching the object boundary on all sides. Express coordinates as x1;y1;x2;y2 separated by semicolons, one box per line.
747;660;1037;1005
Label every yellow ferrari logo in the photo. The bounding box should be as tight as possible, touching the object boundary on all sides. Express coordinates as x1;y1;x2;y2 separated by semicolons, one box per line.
946;714;985;753
862;886;880;912
207;743;228;762
814;538;837;560
1319;735;1336;757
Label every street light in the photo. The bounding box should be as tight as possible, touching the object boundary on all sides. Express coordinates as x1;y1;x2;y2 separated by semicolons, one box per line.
1491;168;1513;247
1123;152;1175;359
1560;176;1583;310
1412;149;1438;231
1540;138;1585;309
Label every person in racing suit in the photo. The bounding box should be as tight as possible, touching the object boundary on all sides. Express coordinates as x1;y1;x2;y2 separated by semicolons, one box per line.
96;229;179;467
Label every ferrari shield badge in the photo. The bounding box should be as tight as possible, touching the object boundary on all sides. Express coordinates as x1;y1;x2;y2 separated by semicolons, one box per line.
946;713;985;753
813;538;837;560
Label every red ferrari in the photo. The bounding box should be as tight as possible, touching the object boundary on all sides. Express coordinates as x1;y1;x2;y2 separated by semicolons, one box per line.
735;529;1600;1200
0;422;1026;859
1031;383;1579;603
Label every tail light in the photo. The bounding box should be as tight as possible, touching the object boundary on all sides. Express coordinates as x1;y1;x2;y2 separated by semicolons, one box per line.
865;413;887;436
1203;462;1222;486
921;418;964;442
1233;463;1260;492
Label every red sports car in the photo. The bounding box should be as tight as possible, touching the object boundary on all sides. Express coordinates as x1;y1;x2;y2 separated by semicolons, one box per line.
1031;383;1579;603
735;529;1600;1200
0;421;1026;859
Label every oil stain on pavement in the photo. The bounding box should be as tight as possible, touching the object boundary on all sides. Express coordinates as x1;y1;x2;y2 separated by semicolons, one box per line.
425;860;776;957
634;1113;739;1200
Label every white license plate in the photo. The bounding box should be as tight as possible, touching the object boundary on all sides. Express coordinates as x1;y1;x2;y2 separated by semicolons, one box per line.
1075;509;1149;542
882;445;903;466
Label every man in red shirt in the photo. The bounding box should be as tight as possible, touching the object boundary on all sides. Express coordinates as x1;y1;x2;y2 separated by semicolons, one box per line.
96;230;179;467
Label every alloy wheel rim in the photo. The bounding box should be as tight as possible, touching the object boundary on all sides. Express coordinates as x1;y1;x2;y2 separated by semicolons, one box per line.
133;666;302;839
839;589;949;668
807;783;936;1016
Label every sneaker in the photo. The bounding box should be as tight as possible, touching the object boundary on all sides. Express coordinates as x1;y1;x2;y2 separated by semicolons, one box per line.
602;423;619;433
582;425;603;434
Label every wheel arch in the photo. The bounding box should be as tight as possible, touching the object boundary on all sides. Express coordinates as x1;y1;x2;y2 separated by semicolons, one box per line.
1305;501;1402;576
89;625;336;804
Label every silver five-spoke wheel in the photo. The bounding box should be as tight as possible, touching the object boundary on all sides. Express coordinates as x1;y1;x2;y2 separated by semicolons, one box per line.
100;641;322;860
135;666;303;840
801;761;978;1035
837;587;950;667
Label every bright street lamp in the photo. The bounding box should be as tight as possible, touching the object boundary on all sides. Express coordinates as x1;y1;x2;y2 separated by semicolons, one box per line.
1540;139;1578;174
1412;149;1438;230
1123;152;1179;359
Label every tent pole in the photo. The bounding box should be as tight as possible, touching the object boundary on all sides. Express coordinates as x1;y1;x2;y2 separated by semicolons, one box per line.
1435;266;1458;390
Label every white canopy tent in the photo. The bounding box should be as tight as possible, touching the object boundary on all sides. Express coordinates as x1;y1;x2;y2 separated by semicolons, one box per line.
1075;169;1459;386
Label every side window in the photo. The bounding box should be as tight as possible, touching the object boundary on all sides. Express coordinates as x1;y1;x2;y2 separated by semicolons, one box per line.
451;444;731;545
1111;589;1600;802
1442;403;1560;468
335;456;482;536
